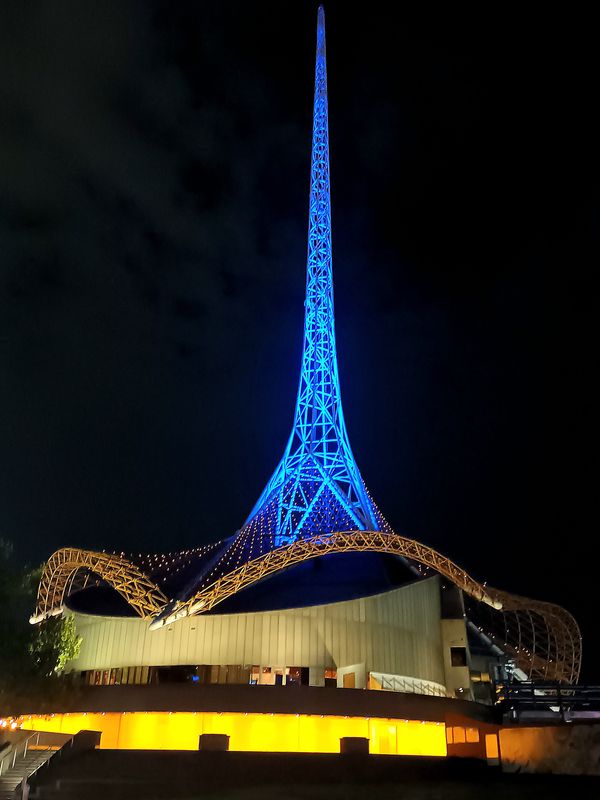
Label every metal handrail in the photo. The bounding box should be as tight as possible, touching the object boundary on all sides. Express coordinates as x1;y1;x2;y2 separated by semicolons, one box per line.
0;730;40;776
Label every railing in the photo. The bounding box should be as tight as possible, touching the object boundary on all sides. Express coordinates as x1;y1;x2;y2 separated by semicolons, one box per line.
0;729;76;793
496;682;600;722
369;671;448;697
0;730;42;776
9;729;101;797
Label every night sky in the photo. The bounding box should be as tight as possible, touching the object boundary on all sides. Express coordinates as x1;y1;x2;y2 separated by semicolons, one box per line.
1;3;598;677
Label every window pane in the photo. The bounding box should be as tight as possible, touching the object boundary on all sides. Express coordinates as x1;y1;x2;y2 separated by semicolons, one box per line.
485;734;499;759
466;727;479;743
452;727;465;744
450;647;467;667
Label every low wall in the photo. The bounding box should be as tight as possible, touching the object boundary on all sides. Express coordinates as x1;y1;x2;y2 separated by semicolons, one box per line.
20;711;447;755
3;683;495;724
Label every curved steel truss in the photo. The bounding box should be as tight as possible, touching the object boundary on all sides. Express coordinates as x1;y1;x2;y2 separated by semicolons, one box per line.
466;586;582;684
32;532;581;683
30;547;167;624
152;530;581;684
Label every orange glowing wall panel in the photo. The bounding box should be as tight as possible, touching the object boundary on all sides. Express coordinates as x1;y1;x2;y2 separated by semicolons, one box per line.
20;712;446;756
485;733;499;760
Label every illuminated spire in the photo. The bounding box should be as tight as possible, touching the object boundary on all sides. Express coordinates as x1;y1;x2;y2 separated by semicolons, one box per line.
240;5;388;547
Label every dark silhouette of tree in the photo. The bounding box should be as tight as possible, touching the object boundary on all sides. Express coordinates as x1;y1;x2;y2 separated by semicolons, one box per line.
0;541;81;691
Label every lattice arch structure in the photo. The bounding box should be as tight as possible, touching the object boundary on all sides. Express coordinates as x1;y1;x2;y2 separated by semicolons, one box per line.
32;534;581;683
465;587;582;685
151;530;581;684
31;547;167;624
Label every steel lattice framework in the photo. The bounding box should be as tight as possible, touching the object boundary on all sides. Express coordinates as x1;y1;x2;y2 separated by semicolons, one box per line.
31;6;581;686
465;588;582;684
32;533;581;683
30;548;167;625
241;6;383;549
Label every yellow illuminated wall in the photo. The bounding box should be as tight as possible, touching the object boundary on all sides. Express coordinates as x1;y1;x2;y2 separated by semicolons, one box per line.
20;712;446;756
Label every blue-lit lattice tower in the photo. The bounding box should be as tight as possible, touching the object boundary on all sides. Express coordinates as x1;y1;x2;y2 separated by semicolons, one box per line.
236;6;390;556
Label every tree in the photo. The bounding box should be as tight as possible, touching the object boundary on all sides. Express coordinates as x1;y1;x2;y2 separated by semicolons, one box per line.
0;540;81;689
29;614;82;677
0;540;35;685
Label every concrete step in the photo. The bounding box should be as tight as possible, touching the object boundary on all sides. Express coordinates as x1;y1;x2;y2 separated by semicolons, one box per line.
0;750;55;795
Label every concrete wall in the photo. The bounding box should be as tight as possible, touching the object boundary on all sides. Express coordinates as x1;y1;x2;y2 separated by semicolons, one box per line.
68;577;446;687
440;619;472;700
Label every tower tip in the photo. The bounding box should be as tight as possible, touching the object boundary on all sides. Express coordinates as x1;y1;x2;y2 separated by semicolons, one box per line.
316;5;326;58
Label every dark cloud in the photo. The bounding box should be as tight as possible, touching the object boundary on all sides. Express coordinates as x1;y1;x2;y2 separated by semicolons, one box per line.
0;2;599;675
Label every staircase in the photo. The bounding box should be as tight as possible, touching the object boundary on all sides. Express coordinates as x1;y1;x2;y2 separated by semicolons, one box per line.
0;745;56;799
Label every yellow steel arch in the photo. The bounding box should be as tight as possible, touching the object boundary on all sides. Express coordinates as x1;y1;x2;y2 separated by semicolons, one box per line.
32;533;581;683
30;547;167;624
155;530;581;683
478;586;582;684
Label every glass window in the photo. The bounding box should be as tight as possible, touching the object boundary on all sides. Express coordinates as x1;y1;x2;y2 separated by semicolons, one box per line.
452;727;465;744
450;647;467;667
485;734;499;759
286;667;302;686
466;727;479;743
